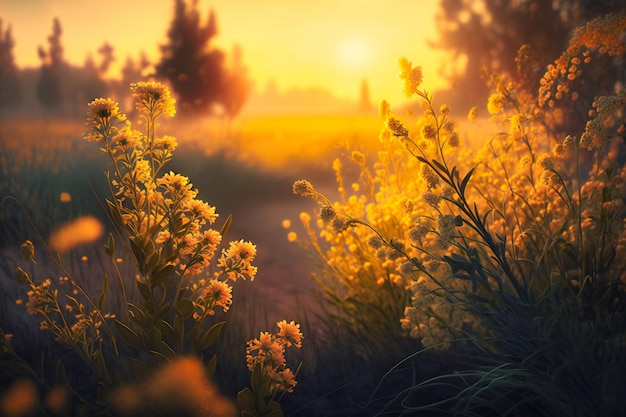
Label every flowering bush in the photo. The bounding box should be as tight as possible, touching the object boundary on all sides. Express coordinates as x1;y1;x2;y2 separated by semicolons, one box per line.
1;82;302;416
293;11;626;416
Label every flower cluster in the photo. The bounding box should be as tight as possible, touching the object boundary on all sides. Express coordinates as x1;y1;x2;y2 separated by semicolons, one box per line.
245;320;303;394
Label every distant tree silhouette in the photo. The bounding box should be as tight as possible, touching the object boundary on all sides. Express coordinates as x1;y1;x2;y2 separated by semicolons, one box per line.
432;0;623;110
359;79;371;113
0;19;22;112
156;0;226;114
36;17;65;111
220;44;251;119
97;42;115;76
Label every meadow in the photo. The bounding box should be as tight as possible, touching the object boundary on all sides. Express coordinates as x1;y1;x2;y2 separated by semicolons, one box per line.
1;11;626;417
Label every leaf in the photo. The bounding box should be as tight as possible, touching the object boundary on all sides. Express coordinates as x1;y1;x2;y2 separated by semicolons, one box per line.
130;238;146;274
460;167;475;195
106;199;123;228
151;264;177;287
113;320;144;350
205;354;217;378
194;321;225;353
98;273;109;310
220;214;233;238
127;357;151;377
177;298;195;320
263;401;284;417
431;159;446;174
237;388;257;414
136;280;152;308
104;232;116;257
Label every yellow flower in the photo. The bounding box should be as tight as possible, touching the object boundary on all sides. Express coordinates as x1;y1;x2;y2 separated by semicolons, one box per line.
130;81;176;117
85;98;126;141
276;320;303;348
398;57;423;97
203;279;232;313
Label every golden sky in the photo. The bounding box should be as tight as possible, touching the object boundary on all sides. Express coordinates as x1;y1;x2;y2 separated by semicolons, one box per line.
1;0;448;105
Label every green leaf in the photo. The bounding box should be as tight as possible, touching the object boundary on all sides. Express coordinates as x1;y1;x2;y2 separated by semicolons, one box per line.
114;320;144;350
104;232;116;257
127;357;151;377
136;280;152;307
220;214;233;238
263;401;284;417
130;237;146;274
98;273;109;310
205;354;218;378
237;388;257;414
460;167;475;195
194;321;225;353
151;264;177;286
158;319;176;341
177;298;195;320
106;199;123;228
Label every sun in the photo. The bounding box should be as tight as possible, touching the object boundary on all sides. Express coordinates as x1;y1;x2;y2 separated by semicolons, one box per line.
335;38;371;68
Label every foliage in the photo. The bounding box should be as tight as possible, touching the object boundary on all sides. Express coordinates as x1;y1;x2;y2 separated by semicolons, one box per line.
0;82;301;415
156;0;251;117
294;11;626;416
36;17;65;111
0;19;22;111
433;0;623;109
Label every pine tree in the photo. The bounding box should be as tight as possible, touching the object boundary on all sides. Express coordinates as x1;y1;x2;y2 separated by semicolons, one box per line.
0;19;22;112
156;0;226;114
36;17;65;111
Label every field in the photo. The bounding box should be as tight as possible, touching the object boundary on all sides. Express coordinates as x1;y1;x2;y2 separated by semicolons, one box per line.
1;12;625;416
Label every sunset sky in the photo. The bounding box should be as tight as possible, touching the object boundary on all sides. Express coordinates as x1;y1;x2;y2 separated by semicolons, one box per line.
1;0;449;105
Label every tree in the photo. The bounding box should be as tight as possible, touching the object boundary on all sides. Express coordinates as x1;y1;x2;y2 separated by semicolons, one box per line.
220;44;251;119
432;0;623;111
156;0;226;114
0;19;22;112
36;17;65;111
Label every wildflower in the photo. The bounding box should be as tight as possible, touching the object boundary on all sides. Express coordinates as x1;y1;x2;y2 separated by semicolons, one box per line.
420;164;440;189
186;199;218;224
421;124;437;140
277;320;303;348
85;98;126;141
446;131;459;147
293;180;315;196
216;240;257;281
385;116;409;137
19;240;35;263
203;279;233;314
398;57;423;97
112;127;141;150
367;236;383;248
153;135;178;152
157;172;195;200
130;81;176;117
436;214;457;248
320;206;336;223
439;104;451;115
423;190;442;207
409;219;431;242
487;92;504;115
246;332;286;370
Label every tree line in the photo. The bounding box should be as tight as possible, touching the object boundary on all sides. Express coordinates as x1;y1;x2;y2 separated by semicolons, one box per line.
0;0;251;119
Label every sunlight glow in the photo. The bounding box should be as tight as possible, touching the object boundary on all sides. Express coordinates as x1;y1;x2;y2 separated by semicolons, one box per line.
336;39;371;68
